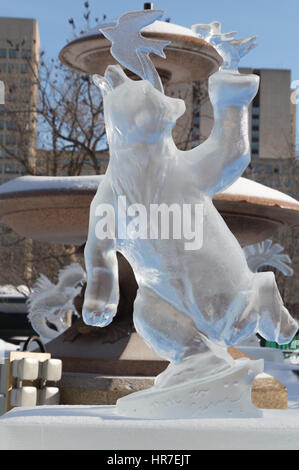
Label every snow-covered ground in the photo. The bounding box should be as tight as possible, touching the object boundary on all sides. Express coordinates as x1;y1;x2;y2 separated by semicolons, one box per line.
0;285;29;297
0;339;19;361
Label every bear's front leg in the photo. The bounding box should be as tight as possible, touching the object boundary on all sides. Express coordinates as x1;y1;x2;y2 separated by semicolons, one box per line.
83;186;119;328
186;70;259;197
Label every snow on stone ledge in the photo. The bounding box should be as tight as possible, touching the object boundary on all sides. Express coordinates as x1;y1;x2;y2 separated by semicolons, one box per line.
82;20;199;40
0;175;297;208
219;177;299;206
0;284;29;297
0;175;104;195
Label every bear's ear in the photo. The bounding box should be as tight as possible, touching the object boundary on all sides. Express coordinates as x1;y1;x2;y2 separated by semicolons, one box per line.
92;74;113;97
105;64;130;89
92;65;130;97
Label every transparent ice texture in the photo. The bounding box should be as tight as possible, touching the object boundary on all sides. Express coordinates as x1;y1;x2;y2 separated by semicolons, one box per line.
192;21;257;72
27;264;85;343
83;63;298;385
243;239;294;276
100;10;169;93
211;35;258;71
191;21;236;43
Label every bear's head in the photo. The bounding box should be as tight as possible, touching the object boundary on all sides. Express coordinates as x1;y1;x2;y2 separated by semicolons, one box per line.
94;65;185;145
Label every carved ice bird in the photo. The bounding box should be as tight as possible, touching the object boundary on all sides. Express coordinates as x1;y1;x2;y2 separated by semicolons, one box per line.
100;10;170;93
192;21;236;42
210;34;257;71
27;263;86;343
243;239;293;276
192;21;257;71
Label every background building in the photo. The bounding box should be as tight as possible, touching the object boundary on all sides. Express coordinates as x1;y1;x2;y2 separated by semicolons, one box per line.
0;17;40;183
184;68;296;157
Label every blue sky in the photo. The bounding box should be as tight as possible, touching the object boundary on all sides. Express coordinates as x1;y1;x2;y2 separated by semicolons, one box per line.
2;0;299;139
1;0;299;78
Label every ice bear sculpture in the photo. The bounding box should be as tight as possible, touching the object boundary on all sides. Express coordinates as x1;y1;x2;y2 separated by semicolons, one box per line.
83;11;298;418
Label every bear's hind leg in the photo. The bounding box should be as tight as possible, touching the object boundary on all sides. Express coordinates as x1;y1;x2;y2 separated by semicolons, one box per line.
133;287;234;388
133;287;202;363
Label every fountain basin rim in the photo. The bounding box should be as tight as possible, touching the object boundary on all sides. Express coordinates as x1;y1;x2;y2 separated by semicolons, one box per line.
59;27;222;82
0;175;297;213
0;176;298;246
76;19;201;41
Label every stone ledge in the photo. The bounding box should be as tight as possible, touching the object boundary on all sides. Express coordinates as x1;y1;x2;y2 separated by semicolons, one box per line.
58;370;288;410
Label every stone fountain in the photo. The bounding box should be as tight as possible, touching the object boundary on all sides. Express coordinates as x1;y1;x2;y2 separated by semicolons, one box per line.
0;9;298;411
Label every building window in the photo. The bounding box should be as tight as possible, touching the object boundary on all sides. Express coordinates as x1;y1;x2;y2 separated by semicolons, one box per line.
5;135;16;145
253;164;262;172
0;63;6;73
8;64;20;74
0;105;4;115
5;164;14;174
193;114;200;126
0;134;3;143
20;63;28;73
0;121;3;130
6;121;17;131
0;49;6;58
22;49;32;59
9;49;18;59
191;110;200;148
251;78;260;159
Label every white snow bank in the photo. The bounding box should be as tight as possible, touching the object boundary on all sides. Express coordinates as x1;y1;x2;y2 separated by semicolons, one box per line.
0;285;29;297
0;339;19;359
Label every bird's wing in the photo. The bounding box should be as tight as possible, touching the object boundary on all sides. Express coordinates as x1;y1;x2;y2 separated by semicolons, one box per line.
139;36;170;57
101;9;169;91
238;36;258;58
117;9;164;29
243;239;294;276
58;263;85;285
31;273;55;294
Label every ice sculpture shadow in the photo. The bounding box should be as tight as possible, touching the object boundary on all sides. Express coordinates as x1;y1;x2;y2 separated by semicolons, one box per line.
82;10;298;418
